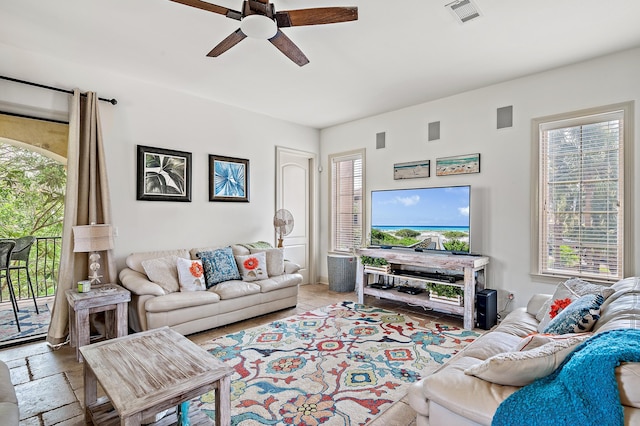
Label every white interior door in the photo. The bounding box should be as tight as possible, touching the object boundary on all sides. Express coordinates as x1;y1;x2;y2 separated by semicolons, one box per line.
276;147;315;284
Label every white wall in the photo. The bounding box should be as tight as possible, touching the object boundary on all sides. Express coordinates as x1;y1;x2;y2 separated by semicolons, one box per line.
319;48;640;311
0;42;320;270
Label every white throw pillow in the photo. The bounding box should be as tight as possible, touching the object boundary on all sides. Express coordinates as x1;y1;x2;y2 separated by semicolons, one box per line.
235;251;269;282
250;248;285;276
176;257;206;292
464;333;592;386
141;255;180;294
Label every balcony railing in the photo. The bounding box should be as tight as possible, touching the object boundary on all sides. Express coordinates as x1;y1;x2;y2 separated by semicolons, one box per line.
1;236;61;304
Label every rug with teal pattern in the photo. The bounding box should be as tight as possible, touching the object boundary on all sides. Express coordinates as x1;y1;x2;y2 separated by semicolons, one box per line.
195;301;480;425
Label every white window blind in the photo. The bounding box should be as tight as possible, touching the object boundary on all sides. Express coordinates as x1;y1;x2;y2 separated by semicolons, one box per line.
330;150;364;252
538;109;624;281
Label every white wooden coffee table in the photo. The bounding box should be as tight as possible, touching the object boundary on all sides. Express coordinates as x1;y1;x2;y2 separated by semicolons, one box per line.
80;326;233;425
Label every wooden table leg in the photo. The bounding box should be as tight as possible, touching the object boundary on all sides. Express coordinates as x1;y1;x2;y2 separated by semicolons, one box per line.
105;308;115;340
215;375;231;426
68;306;77;349
122;412;142;426
115;302;128;337
76;308;89;362
84;361;97;424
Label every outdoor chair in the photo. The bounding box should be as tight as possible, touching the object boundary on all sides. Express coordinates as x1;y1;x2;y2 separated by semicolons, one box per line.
9;236;39;315
0;240;21;332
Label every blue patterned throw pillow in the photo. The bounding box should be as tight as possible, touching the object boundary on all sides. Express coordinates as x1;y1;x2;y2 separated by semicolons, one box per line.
543;293;604;334
197;247;241;288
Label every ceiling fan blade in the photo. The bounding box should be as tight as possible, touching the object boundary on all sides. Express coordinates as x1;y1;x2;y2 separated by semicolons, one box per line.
207;29;247;57
275;7;358;28
269;30;309;66
169;0;242;20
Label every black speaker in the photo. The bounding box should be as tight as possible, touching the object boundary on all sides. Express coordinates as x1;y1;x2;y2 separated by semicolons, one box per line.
476;289;497;330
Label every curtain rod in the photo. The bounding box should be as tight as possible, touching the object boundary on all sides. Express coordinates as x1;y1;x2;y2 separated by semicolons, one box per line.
0;75;118;105
0;110;69;125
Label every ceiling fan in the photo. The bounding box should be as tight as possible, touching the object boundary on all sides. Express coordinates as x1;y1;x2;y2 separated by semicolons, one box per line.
169;0;358;66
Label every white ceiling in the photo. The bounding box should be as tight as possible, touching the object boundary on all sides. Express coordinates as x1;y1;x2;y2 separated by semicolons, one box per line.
2;0;640;129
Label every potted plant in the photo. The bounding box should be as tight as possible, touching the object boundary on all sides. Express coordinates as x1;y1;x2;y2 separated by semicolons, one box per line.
360;256;391;274
428;283;463;306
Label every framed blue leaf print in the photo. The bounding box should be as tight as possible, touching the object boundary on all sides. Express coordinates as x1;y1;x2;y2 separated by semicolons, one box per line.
137;145;192;202
209;155;249;202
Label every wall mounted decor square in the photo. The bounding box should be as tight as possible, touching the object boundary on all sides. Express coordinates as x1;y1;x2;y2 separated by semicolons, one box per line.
394;160;430;180
136;145;192;202
436;153;481;176
209;155;249;202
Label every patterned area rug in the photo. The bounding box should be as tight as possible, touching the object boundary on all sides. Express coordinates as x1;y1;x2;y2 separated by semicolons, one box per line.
0;304;50;344
195;301;480;425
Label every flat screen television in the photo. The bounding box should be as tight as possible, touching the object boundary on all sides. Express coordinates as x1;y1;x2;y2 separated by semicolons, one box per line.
370;185;471;252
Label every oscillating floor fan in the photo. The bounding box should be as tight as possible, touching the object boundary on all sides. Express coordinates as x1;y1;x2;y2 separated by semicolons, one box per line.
273;209;294;248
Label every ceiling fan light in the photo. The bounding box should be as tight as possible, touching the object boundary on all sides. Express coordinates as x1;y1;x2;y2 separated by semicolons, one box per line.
241;14;278;39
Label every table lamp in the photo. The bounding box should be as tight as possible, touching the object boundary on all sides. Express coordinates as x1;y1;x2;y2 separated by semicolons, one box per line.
73;223;114;285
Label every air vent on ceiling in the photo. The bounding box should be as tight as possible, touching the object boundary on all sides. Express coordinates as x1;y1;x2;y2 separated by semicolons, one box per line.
446;0;482;24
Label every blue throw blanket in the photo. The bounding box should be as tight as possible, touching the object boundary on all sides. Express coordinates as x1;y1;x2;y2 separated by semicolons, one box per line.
492;329;640;426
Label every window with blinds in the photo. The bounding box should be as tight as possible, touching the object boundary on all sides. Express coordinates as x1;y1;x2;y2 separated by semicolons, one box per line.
329;149;365;253
535;104;631;282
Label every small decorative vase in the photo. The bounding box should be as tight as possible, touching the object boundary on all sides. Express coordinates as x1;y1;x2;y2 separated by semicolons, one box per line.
177;401;190;426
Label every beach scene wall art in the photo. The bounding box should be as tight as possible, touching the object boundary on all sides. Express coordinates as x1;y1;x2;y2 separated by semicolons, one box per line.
393;160;430;179
436;153;481;176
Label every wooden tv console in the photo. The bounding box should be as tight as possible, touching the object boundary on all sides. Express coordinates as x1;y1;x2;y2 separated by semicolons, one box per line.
356;248;489;330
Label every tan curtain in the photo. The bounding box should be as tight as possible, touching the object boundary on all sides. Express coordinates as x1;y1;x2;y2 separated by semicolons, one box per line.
46;90;116;345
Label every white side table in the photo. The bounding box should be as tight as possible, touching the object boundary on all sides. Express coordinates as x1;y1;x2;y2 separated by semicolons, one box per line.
65;284;131;362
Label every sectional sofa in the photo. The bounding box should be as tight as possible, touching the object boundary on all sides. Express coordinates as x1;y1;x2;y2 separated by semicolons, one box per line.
408;276;640;425
119;242;302;336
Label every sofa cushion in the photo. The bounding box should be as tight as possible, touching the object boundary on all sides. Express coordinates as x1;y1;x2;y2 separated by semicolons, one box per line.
594;276;640;333
537;278;614;332
211;280;261;300
543;294;604;334
250;248;285;276
126;249;190;275
617;362;640;408
197;247;241;287
142;289;221;312
141;255;180;294
0;361;18;426
189;245;225;260
464;333;592;386
235;252;269;281
176;257;206;292
253;273;302;293
423;357;519;425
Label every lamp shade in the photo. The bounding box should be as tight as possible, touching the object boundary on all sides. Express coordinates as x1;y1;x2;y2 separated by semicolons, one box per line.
72;224;114;252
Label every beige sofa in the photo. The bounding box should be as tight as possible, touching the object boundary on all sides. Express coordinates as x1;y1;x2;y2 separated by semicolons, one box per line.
408;276;640;425
0;360;19;425
119;243;302;336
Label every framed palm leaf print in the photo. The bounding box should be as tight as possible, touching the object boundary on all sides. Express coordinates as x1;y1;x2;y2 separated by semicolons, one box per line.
209;155;249;202
137;145;192;202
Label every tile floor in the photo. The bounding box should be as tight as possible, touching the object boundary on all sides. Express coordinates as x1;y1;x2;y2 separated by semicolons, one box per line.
0;283;466;425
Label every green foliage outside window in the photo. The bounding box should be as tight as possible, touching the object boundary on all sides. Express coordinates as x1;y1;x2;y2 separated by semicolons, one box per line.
0;143;65;298
0;144;65;238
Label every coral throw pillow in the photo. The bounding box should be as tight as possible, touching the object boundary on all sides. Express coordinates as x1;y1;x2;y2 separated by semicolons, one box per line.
250;248;285;276
236;251;269;282
176;257;206;292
